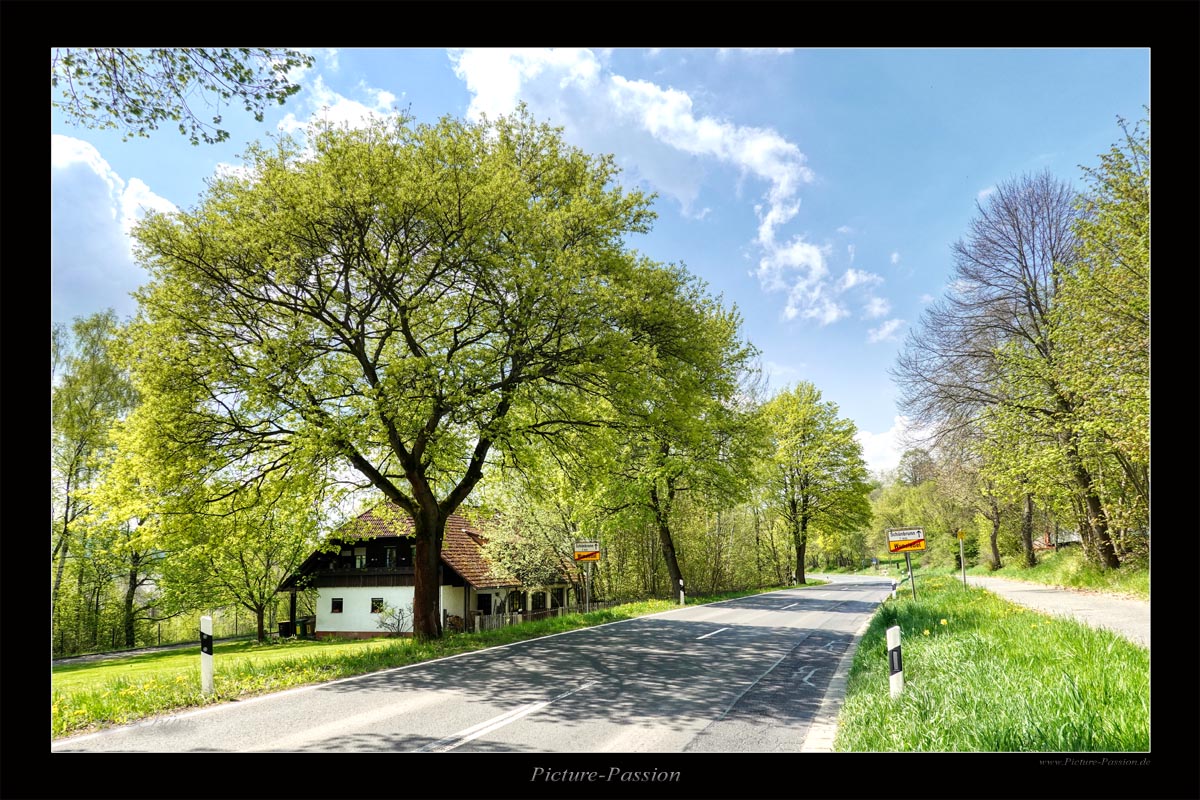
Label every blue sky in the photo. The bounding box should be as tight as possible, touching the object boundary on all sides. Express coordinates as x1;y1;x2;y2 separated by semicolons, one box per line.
50;47;1149;475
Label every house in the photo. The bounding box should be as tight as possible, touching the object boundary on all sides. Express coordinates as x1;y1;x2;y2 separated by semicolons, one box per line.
279;502;577;637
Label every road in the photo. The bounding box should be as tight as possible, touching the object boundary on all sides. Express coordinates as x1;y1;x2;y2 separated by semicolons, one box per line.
52;575;891;753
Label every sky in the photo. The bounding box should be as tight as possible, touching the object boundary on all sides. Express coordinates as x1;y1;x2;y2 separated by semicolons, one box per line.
50;47;1150;476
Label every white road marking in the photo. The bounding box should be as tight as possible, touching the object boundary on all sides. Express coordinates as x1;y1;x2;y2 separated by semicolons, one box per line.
822;641;837;651
800;667;818;687
780;603;798;610
696;627;730;640
414;681;598;753
247;692;449;751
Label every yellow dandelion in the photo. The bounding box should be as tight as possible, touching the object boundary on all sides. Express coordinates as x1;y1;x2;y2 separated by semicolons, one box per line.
922;629;930;636
940;619;948;626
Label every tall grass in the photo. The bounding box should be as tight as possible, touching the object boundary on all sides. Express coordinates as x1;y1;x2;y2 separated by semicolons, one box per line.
834;575;1148;751
967;547;1149;599
53;583;806;739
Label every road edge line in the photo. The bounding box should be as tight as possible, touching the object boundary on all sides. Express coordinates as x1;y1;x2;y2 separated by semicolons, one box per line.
799;615;872;753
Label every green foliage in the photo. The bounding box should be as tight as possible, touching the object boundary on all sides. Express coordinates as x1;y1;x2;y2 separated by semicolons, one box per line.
835;576;1148;751
51;48;314;145
124;107;728;638
761;382;872;579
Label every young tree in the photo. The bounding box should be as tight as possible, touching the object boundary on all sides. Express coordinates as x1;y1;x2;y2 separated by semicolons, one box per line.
51;311;137;622
51;48;313;145
125;109;705;639
761;383;872;584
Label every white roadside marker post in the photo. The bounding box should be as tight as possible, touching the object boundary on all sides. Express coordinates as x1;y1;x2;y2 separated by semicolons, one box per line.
891;579;898;600
887;625;903;698
679;578;685;606
200;615;214;696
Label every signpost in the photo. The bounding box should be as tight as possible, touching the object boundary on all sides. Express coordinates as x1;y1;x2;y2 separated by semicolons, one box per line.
887;528;924;600
574;540;601;613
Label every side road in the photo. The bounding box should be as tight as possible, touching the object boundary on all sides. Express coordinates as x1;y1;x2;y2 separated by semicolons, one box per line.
966;574;1149;648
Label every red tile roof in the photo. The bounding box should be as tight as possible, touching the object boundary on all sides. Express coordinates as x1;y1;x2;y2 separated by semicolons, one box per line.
336;502;521;589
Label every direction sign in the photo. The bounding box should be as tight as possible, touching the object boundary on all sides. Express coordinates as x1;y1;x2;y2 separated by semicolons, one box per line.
887;527;926;554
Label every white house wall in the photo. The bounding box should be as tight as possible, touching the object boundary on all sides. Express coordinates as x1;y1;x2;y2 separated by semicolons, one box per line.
316;586;414;635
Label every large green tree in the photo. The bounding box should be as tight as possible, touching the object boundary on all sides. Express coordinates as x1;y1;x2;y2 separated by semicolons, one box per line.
51;48;313;145
761;383;872;584
125;109;710;639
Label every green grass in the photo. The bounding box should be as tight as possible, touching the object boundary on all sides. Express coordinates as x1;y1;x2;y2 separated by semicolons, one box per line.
966;547;1149;600
834;574;1149;752
52;583;811;739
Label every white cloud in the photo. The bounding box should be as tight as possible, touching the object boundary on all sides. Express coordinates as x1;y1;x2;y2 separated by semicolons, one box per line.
448;48;836;324
278;75;400;135
856;415;930;476
800;296;849;326
847;244;856;263
867;318;906;343
919;293;935;304
52;135;176;324
977;186;995;201
890;251;900;265
836;225;854;234
863;296;891;319
837;268;883;292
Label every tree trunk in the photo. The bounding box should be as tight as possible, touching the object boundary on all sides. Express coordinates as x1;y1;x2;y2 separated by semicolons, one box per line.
648;483;684;596
988;497;1003;570
412;508;445;642
256;606;266;642
52;475;78;621
1063;438;1121;569
1020;493;1037;568
123;556;140;648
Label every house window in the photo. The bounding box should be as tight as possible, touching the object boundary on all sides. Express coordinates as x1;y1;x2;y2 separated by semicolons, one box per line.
331;598;344;614
551;588;565;608
355;547;367;569
532;591;546;611
370;597;384;613
507;590;524;613
384;546;398;568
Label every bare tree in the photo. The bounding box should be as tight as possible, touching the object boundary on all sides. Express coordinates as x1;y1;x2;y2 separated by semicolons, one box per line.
893;171;1120;569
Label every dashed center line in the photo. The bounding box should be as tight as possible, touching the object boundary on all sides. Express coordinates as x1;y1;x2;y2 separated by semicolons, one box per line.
780;603;798;610
414;680;597;752
697;627;730;640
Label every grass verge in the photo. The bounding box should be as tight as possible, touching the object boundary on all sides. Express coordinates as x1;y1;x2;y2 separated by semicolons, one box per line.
52;583;814;739
966;547;1148;599
834;574;1148;751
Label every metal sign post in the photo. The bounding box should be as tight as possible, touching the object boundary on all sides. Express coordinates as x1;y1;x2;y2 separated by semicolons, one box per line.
573;540;601;614
887;528;924;602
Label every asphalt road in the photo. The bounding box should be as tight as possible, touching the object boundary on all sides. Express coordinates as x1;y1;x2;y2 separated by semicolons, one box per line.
52;575;891;753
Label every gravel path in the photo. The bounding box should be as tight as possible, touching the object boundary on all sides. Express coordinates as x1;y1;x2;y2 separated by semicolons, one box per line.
966;575;1149;648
